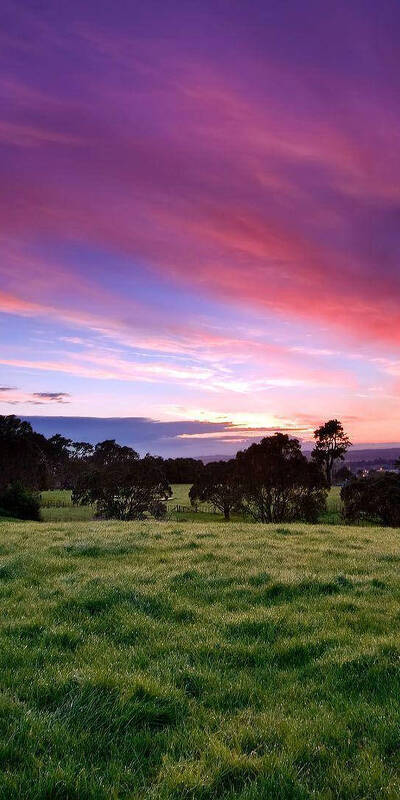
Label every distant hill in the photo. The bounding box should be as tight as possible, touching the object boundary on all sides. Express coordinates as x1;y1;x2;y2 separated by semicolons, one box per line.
200;448;400;469
341;447;400;463
21;418;400;464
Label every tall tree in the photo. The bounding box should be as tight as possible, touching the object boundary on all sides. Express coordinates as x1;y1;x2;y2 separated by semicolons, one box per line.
236;433;327;523
189;459;242;520
312;419;351;487
91;439;139;467
164;457;204;484
46;434;73;488
341;472;400;527
0;415;49;491
72;452;171;520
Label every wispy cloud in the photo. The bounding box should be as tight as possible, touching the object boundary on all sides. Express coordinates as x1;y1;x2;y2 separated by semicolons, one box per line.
0;388;71;405
1;1;400;443
32;392;71;402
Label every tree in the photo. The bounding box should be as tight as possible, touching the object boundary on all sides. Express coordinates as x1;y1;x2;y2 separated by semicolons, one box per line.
164;457;204;484
312;419;351;487
334;465;352;484
71;441;94;460
72;451;172;520
236;433;327;523
46;434;73;488
0;482;40;520
0;415;49;491
189;460;242;520
91;439;140;467
341;472;400;526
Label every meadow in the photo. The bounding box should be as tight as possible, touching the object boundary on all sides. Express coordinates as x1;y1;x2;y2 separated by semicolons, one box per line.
0;517;399;798
40;485;343;524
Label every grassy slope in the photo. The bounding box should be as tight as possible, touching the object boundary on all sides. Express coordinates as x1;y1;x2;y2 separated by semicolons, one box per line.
40;485;343;523
0;518;399;798
40;485;196;522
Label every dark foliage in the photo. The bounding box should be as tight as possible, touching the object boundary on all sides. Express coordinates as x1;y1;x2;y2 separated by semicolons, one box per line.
341;472;400;526
312;419;351;487
163;457;204;484
189;460;243;520
72;446;172;520
0;416;95;492
334;465;352;484
0;482;41;520
237;433;327;523
0;415;49;491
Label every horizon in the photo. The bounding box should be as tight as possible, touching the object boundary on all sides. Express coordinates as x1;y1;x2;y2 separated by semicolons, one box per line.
2;1;400;448
20;415;400;459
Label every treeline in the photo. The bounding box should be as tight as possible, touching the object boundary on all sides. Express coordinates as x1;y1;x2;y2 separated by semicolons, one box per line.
0;415;205;491
190;435;327;522
1;414;400;526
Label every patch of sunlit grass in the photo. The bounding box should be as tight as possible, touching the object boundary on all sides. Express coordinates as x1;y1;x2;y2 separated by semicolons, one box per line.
0;517;399;797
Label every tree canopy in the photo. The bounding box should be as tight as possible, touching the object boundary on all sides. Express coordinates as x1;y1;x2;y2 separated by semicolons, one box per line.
72;448;171;520
0;415;49;492
341;472;400;526
189;459;242;520
312;419;351;487
236;433;327;523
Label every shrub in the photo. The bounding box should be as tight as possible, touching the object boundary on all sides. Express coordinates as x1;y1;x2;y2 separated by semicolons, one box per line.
236;434;327;523
189;460;243;520
72;454;171;520
341;472;400;526
0;482;41;520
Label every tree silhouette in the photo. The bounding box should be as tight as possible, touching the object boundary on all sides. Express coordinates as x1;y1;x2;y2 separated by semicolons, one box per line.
189;460;242;520
334;465;352;484
72;451;171;520
0;415;49;491
341;472;400;526
236;433;327;523
312;419;351;487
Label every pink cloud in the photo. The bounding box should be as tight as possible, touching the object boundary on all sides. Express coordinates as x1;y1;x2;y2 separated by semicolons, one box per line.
1;7;400;445
2;52;400;349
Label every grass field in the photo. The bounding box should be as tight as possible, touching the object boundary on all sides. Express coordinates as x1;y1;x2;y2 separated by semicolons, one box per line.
0;518;399;798
40;485;344;524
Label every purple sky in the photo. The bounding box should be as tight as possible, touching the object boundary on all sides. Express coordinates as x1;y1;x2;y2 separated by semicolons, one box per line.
1;0;400;454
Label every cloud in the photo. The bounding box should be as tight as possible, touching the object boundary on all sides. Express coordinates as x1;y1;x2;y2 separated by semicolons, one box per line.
1;19;400;350
1;2;400;442
21;414;314;456
0;389;71;405
0;120;84;148
0;348;353;394
32;392;71;402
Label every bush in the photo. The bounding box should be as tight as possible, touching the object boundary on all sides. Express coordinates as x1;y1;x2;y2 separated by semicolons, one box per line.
72;454;171;520
0;482;41;521
189;460;243;521
236;434;327;523
341;472;400;526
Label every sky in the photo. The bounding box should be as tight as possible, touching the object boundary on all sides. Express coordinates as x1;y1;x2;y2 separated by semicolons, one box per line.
1;0;400;455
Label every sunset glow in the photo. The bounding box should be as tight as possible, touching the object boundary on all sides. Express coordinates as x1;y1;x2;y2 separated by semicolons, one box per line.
1;0;400;453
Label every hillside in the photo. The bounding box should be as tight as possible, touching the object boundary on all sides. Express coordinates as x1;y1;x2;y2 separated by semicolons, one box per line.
0;519;399;798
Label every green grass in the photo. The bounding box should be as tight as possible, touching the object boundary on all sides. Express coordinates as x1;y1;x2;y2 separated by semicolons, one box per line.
40;484;222;523
320;486;342;524
168;484;193;508
0;517;399;798
40;485;194;510
40;485;344;524
40;490;74;508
